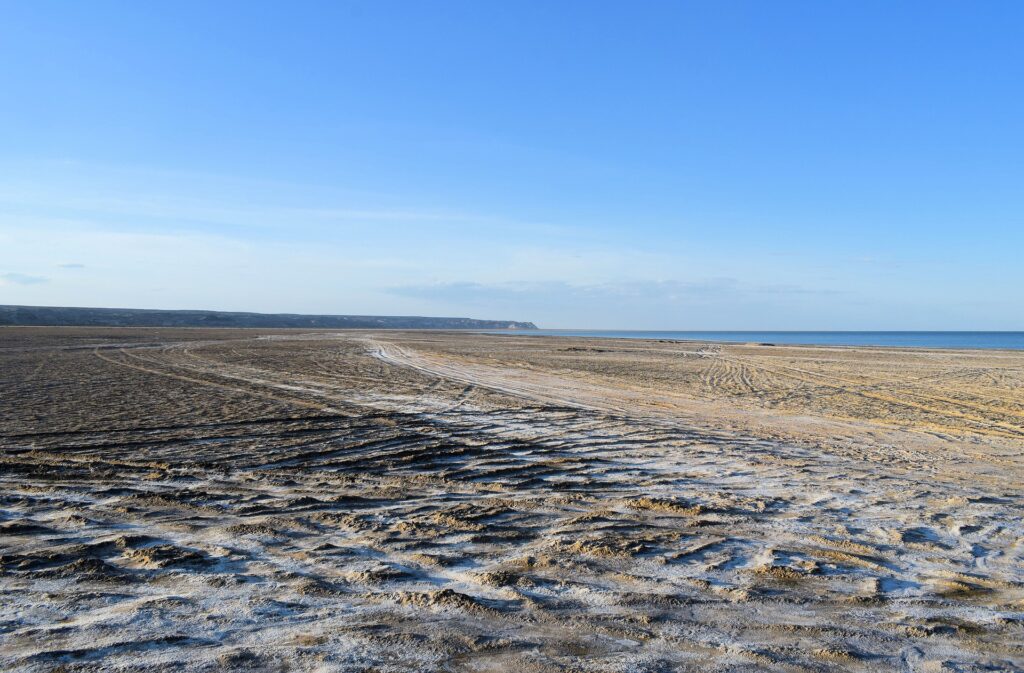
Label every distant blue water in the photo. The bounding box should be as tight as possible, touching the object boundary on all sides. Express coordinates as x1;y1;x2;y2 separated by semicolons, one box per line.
484;331;1024;350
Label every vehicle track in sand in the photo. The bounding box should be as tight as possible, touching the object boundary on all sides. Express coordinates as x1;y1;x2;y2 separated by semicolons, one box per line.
716;353;1024;439
364;336;1024;470
3;328;1023;673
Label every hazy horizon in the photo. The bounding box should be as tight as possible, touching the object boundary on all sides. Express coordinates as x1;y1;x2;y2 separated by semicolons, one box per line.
8;302;1024;335
3;2;1023;330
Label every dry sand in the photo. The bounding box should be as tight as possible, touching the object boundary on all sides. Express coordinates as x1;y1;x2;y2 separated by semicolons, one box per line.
1;327;1022;672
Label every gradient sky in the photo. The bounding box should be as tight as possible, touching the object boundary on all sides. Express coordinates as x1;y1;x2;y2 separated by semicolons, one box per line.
2;1;1022;329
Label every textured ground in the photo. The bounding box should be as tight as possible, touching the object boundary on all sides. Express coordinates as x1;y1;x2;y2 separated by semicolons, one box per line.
1;328;1022;672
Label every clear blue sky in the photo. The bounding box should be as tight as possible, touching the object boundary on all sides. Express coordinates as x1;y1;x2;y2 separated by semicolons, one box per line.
2;1;1022;329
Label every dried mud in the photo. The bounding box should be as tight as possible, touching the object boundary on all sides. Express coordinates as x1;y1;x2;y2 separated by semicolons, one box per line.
1;328;1022;672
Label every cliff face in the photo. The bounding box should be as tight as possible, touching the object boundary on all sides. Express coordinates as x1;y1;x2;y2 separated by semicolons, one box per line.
0;305;538;330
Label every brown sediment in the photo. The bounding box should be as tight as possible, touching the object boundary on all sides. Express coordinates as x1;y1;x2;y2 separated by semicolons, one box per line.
1;326;1022;672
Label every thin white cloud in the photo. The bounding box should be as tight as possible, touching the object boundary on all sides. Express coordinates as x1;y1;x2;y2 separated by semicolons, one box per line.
388;279;842;303
1;272;49;285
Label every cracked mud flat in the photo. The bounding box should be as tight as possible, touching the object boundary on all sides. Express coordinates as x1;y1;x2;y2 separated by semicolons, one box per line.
1;328;1023;672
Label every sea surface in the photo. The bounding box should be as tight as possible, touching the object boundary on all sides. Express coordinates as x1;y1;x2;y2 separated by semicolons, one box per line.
484;330;1024;350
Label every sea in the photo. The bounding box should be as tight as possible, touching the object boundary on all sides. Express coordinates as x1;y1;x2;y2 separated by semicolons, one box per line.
482;330;1024;350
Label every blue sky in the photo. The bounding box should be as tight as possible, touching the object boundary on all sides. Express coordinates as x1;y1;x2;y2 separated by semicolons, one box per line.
1;1;1022;329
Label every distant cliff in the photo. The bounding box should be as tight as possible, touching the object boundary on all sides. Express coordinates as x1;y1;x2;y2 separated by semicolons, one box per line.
0;305;538;330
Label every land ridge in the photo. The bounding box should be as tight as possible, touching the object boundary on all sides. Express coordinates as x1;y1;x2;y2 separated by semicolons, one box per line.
0;304;537;330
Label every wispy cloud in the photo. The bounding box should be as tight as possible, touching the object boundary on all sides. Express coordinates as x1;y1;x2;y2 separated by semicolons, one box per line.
388;279;841;303
58;262;86;269
385;279;849;329
0;184;562;239
1;272;49;285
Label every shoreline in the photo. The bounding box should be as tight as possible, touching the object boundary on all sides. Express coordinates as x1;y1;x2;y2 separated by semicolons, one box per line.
476;328;1024;351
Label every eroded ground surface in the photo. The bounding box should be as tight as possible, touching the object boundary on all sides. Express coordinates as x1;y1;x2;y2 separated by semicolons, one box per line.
1;328;1022;672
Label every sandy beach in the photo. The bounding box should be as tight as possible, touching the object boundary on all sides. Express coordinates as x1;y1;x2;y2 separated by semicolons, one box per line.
2;328;1022;672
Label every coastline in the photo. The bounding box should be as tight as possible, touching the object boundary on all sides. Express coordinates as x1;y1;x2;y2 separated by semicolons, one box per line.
478;328;1024;351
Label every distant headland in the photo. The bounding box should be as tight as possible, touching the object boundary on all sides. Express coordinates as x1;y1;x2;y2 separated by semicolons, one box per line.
0;305;538;330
